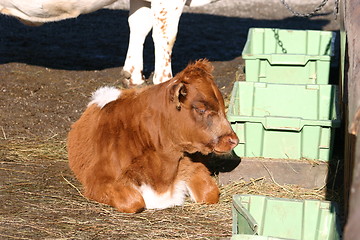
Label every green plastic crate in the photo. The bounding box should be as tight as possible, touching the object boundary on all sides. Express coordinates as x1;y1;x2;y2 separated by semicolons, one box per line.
242;28;335;84
232;195;341;240
227;82;340;161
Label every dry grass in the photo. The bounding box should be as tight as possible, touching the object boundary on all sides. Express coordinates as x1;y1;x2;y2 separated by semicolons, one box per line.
0;138;339;239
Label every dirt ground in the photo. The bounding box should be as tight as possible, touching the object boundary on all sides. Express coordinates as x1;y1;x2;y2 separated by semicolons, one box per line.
0;0;341;239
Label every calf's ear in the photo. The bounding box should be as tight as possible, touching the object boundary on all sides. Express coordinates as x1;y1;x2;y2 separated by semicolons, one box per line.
170;83;187;110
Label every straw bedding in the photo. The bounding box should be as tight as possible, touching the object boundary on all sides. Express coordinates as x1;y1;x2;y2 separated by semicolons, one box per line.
0;139;338;239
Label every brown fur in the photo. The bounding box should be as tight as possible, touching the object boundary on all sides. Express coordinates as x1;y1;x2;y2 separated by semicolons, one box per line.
67;59;238;213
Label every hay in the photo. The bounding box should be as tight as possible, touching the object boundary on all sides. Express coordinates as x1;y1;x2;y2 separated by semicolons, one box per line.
0;139;339;239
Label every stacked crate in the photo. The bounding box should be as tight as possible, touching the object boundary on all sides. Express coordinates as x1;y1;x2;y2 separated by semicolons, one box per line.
227;28;340;161
231;195;341;240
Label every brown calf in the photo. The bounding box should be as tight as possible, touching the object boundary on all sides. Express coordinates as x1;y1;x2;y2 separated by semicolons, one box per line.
67;59;238;213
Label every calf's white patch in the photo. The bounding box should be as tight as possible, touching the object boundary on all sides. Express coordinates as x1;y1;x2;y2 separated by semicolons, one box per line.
88;86;121;108
140;181;189;209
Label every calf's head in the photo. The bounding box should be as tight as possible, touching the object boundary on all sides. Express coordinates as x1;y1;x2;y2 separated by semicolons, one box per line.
167;59;238;155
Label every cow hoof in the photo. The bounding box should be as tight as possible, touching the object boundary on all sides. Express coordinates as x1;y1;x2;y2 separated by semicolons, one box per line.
147;72;154;85
120;70;134;89
121;69;132;79
121;78;150;89
120;77;131;89
121;78;148;89
120;70;149;89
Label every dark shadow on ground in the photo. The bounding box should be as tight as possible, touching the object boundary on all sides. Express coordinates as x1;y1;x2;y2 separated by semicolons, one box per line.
0;9;331;77
186;152;241;175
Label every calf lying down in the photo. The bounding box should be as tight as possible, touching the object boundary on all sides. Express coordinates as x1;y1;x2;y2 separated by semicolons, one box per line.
67;59;238;213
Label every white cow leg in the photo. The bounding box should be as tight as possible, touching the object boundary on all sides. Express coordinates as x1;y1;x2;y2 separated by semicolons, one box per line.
122;0;153;86
151;0;186;84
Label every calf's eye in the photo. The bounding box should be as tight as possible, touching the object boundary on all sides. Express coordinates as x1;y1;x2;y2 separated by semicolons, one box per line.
192;102;210;116
196;108;206;114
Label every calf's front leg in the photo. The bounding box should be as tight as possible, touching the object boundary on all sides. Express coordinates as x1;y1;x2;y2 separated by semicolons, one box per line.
178;157;220;204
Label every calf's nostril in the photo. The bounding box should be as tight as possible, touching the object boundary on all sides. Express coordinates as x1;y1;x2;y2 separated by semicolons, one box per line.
229;137;239;146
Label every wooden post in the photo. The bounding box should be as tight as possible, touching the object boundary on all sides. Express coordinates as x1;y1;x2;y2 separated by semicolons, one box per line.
343;0;360;238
